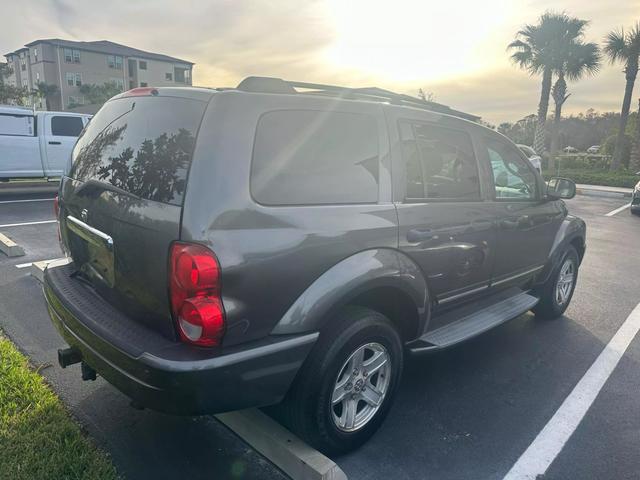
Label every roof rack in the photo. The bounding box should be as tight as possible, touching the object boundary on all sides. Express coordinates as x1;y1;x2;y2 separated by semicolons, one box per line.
236;76;480;122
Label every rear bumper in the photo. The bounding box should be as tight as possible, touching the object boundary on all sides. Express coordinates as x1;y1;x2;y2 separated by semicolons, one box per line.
43;263;317;415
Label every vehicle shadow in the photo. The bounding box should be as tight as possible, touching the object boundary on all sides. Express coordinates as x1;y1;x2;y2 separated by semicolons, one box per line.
335;311;611;480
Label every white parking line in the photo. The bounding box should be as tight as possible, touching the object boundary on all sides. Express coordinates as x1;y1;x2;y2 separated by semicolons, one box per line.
604;203;631;217
0;220;56;228
0;198;55;204
503;302;640;480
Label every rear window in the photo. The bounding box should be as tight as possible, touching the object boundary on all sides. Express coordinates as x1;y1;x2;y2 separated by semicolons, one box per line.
51;116;84;137
251;110;379;205
70;96;206;205
0;114;35;137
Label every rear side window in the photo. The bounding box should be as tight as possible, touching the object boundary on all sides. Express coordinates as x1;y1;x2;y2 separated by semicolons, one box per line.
251;110;379;205
51;116;84;136
70;96;206;205
400;121;480;200
0;114;35;137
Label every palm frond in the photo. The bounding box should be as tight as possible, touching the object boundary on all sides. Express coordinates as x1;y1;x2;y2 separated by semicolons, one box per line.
603;28;628;64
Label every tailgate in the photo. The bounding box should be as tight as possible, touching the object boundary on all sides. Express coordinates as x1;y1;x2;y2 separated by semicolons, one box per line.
59;92;209;340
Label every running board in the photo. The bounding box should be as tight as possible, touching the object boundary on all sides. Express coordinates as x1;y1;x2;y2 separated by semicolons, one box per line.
408;290;538;354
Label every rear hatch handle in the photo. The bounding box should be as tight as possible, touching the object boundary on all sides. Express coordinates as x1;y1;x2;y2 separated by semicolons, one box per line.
66;215;114;252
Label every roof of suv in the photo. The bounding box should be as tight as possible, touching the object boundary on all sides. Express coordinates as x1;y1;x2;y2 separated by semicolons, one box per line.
111;77;480;123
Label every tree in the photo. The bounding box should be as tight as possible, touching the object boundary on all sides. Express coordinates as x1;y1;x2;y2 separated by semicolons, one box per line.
0;63;13;84
33;82;59;110
417;88;435;102
508;12;591;155
549;41;601;168
0;84;29;105
79;81;124;106
630;99;640;172
604;22;640;170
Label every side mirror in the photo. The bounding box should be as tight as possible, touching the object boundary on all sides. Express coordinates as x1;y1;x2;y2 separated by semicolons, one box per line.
547;177;576;200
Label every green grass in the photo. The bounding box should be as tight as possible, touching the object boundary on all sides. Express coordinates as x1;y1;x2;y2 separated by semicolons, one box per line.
0;334;118;480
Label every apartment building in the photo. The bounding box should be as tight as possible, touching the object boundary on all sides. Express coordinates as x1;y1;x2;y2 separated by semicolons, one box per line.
4;39;194;111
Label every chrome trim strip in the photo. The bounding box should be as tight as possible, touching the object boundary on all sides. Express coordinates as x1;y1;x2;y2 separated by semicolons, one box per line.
438;284;490;304
66;215;114;251
491;265;544;287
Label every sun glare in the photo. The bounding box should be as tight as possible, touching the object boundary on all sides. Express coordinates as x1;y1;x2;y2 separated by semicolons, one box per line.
324;0;515;84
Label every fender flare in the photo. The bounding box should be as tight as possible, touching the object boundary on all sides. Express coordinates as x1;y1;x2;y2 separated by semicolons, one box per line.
270;248;430;336
537;214;586;285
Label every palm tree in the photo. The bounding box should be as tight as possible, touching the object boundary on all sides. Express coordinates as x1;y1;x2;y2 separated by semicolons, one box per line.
630;99;640;173
33;82;59;110
508;12;591;155
604;22;640;170
549;41;601;166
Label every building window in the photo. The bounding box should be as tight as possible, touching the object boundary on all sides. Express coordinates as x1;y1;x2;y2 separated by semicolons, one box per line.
67;96;84;107
165;72;172;81
22;79;28;88
64;48;81;63
21;60;26;71
174;67;189;83
140;82;148;87
33;48;38;62
66;72;82;87
36;72;40;82
107;55;123;70
139;60;147;70
110;78;124;90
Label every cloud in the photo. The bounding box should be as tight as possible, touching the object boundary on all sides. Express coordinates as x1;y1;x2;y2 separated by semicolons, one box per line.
1;0;638;123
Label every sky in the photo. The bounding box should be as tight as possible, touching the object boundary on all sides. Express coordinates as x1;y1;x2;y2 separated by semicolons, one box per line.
2;0;639;125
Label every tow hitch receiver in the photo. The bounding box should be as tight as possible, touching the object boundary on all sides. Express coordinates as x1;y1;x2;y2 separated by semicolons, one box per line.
58;347;81;368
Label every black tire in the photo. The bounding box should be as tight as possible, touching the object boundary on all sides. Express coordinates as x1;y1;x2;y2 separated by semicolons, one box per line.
631;207;640;216
280;306;403;455
533;245;579;319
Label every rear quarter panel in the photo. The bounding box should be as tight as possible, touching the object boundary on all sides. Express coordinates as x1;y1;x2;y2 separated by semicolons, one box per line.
181;92;399;346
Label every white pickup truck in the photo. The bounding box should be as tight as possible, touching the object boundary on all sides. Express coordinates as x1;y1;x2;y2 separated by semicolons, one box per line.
0;105;91;180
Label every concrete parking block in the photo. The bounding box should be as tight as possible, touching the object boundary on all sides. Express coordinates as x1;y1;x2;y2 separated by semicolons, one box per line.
216;408;347;480
30;257;70;283
0;232;25;257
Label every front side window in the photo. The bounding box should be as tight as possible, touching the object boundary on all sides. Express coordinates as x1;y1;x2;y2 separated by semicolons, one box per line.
400;121;480;200
51;116;84;136
484;137;537;200
252;110;379;205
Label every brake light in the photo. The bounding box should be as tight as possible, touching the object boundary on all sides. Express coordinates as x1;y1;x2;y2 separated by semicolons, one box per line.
169;242;225;346
123;87;159;97
53;195;59;218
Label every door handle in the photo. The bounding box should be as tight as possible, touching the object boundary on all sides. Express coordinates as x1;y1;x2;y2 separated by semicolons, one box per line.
48;141;61;145
500;215;531;230
407;228;437;243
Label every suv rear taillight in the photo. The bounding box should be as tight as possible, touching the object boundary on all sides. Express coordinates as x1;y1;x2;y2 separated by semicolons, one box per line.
169;242;225;346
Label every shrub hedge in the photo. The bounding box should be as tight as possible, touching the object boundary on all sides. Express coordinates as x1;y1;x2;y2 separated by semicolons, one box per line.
543;168;639;188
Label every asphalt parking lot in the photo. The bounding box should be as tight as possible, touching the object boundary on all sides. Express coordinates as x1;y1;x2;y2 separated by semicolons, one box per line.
1;186;639;480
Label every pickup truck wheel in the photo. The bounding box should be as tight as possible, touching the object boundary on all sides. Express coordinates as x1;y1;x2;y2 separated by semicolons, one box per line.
281;306;403;455
533;245;579;319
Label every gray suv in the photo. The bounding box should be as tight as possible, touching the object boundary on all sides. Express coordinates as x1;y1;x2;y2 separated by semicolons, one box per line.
44;77;585;454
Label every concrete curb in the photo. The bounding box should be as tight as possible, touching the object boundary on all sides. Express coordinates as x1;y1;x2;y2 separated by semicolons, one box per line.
216;409;347;480
575;188;632;199
0;232;25;257
30;257;71;282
